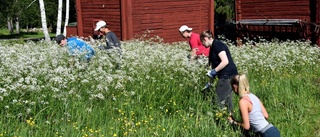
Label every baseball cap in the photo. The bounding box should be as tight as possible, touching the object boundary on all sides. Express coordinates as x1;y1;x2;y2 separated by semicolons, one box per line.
55;34;66;44
179;25;193;32
94;21;107;31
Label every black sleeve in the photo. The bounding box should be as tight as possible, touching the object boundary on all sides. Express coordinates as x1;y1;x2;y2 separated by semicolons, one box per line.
213;40;226;54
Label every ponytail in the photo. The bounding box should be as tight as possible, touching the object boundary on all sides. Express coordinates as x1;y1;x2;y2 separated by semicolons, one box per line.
231;74;250;96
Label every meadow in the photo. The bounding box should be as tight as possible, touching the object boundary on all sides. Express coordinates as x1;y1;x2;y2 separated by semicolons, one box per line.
0;37;319;137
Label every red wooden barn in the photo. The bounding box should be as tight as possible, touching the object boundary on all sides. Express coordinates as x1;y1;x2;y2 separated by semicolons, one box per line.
67;0;214;43
235;0;320;45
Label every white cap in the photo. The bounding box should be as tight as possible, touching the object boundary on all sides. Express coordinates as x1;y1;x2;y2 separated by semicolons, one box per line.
94;21;107;31
179;25;193;32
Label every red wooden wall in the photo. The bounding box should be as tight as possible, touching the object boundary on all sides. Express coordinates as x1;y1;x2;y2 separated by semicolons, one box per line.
71;0;214;43
129;0;214;43
236;0;311;20
75;0;122;39
235;0;320;45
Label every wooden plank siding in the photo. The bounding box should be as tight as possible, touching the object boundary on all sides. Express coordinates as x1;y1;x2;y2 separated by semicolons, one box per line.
236;0;310;21
235;0;320;45
71;0;214;43
130;0;212;42
75;0;122;39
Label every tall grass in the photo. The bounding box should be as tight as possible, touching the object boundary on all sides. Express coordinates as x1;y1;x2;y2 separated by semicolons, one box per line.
0;38;319;137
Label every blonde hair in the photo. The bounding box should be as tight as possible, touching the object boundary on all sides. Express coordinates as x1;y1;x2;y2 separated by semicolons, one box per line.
230;74;250;97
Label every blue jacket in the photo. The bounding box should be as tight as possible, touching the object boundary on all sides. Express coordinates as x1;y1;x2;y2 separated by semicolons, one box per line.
66;37;95;60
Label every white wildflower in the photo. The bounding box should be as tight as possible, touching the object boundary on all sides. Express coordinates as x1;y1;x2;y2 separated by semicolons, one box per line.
130;91;135;96
81;79;89;83
12;99;18;103
86;108;92;113
26;108;31;113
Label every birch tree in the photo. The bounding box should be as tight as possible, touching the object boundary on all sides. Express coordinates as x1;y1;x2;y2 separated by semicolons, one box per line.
56;0;63;36
3;0;14;34
39;0;50;42
63;0;70;36
7;17;13;34
15;17;19;34
12;0;20;34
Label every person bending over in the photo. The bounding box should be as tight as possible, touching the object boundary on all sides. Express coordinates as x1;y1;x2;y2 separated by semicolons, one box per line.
200;30;238;114
55;34;95;61
179;25;210;62
228;74;281;137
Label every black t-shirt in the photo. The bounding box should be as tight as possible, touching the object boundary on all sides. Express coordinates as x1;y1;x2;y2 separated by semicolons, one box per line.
209;40;238;78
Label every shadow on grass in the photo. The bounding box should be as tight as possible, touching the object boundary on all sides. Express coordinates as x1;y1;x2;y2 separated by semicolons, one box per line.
0;32;56;43
0;32;39;39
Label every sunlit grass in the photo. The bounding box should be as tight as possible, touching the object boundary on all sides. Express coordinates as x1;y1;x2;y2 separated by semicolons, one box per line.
0;37;319;137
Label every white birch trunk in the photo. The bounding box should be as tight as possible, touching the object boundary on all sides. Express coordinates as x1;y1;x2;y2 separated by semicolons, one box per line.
7;17;13;34
56;0;63;36
63;0;70;36
15;17;20;34
39;0;50;42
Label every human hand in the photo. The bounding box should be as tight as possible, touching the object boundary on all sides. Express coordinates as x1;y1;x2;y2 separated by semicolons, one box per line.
206;69;217;78
98;45;105;50
227;116;237;125
227;116;234;124
227;116;233;121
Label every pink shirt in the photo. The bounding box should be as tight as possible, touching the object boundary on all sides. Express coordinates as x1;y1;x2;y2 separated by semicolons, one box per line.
189;33;210;57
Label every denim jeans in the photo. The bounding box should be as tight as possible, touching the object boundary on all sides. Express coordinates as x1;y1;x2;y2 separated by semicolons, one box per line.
260;126;281;137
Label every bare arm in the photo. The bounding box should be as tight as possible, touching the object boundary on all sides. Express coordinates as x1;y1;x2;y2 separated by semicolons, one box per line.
237;99;251;130
260;101;269;119
214;51;229;72
190;48;198;62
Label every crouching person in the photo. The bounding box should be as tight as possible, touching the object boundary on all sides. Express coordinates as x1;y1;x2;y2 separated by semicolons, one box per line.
228;74;281;137
95;20;122;68
55;34;95;62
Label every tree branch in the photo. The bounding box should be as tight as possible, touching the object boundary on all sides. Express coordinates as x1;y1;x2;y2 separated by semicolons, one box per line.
26;0;37;9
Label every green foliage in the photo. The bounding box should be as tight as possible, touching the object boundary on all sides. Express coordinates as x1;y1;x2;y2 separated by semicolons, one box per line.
0;0;69;31
20;0;42;28
215;0;235;23
0;38;319;136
